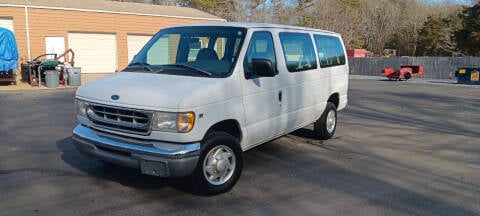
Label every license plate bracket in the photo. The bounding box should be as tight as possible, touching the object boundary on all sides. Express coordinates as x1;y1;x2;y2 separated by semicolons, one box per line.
140;160;168;177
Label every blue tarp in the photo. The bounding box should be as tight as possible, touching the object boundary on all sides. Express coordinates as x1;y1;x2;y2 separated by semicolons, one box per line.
0;27;19;73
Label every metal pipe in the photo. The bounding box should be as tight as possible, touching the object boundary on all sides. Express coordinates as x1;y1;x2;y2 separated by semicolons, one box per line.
24;0;31;61
24;0;36;87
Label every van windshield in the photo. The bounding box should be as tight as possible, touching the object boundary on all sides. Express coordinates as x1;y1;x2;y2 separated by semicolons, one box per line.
125;26;247;78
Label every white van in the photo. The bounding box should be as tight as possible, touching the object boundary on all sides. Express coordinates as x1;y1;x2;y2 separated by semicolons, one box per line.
73;22;349;195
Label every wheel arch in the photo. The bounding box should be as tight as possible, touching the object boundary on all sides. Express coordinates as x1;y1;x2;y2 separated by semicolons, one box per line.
204;119;243;143
328;93;340;109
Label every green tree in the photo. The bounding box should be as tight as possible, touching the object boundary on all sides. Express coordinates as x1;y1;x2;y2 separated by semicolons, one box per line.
416;15;459;56
455;1;480;56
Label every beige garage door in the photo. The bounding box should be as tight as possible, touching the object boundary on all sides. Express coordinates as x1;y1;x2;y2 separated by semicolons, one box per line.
68;33;117;74
0;17;14;32
127;35;152;63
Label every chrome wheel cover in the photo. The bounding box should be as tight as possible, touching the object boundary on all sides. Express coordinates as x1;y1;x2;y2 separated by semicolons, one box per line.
326;110;336;134
203;145;236;186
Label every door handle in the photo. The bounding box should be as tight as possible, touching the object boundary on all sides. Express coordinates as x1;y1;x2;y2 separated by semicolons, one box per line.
278;91;282;102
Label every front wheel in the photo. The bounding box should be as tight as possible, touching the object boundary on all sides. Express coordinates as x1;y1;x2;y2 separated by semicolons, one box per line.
314;102;337;140
190;132;243;195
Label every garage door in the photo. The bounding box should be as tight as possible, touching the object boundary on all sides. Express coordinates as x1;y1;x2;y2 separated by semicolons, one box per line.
68;33;117;74
127;35;152;63
0;17;14;32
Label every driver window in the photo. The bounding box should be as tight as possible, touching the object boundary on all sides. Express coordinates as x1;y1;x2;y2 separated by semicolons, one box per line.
243;31;276;78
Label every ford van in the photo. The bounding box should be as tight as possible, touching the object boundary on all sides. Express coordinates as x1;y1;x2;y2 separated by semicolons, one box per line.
73;22;349;195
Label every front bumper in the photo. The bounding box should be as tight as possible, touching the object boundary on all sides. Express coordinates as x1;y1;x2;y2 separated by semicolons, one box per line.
72;124;200;177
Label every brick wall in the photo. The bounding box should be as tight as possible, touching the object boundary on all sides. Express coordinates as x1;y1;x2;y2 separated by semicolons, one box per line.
0;5;215;82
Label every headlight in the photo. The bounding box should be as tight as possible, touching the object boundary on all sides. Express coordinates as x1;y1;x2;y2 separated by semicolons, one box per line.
76;99;88;117
151;112;195;133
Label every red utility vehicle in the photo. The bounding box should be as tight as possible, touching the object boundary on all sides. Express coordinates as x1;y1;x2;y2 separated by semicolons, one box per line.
382;65;424;80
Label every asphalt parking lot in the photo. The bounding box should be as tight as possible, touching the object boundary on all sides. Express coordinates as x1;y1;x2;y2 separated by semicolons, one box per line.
0;79;479;216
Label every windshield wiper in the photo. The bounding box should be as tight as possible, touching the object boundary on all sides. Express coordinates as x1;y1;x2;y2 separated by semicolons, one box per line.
127;62;162;73
164;64;213;76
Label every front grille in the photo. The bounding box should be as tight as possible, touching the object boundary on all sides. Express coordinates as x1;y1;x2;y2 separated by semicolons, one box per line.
87;103;152;135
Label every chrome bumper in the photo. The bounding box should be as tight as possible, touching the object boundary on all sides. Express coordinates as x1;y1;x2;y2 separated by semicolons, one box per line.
72;124;200;177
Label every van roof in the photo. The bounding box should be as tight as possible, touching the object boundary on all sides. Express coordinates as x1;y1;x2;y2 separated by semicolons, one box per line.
171;22;340;36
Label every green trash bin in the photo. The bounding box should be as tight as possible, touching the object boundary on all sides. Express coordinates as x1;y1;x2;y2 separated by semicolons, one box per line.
67;67;81;86
45;70;60;88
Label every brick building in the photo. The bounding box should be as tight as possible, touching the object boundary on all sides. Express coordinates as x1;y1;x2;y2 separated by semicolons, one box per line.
0;0;224;83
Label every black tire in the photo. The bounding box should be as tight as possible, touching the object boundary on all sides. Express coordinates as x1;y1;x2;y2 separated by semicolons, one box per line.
404;72;411;80
314;102;337;140
190;132;243;196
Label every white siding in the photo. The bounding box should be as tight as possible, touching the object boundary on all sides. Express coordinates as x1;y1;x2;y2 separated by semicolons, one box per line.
127;35;151;63
68;33;117;74
0;17;13;32
45;36;65;61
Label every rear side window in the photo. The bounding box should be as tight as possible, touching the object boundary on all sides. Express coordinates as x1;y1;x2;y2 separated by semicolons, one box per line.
313;35;346;68
279;32;317;72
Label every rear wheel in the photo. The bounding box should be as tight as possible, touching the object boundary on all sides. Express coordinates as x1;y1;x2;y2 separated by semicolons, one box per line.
314;102;337;140
190;132;243;195
404;72;412;80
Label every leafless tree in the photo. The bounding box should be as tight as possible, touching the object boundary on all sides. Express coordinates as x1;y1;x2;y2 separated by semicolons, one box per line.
109;0;467;56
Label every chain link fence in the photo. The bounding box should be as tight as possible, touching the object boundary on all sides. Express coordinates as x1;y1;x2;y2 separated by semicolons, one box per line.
348;57;480;79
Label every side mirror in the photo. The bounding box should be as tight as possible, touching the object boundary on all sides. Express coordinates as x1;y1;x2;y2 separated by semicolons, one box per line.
252;58;276;77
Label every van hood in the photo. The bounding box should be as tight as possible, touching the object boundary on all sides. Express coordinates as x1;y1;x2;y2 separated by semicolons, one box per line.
76;72;235;110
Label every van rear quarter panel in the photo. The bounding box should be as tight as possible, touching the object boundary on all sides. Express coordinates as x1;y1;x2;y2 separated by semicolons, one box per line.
330;64;349;110
331;37;349;111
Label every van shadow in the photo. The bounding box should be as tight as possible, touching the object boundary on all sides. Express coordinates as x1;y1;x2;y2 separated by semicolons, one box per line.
56;136;199;195
289;128;317;139
289;127;343;141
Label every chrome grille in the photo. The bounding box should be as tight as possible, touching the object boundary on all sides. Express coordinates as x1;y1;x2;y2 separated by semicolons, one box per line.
87;103;152;135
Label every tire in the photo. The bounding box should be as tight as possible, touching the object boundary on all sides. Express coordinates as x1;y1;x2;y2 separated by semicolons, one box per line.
404;72;411;80
190;132;243;195
314;102;337;140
